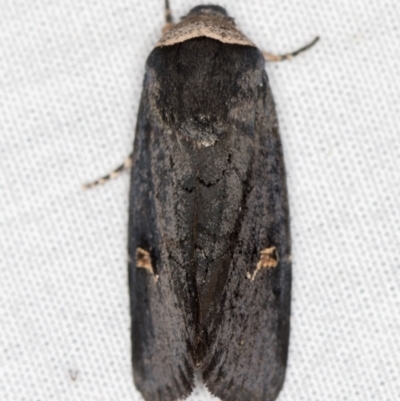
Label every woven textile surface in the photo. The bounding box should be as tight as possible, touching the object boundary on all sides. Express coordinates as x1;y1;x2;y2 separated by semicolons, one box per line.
1;0;399;400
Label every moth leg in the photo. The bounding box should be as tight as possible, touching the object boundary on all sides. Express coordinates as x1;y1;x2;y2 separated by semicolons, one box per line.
263;36;319;62
162;0;174;34
83;154;132;190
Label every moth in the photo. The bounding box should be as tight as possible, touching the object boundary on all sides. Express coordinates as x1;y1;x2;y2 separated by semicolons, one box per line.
85;2;318;400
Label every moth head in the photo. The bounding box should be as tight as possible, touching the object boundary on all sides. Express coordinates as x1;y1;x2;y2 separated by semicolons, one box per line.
156;4;253;48
185;5;233;21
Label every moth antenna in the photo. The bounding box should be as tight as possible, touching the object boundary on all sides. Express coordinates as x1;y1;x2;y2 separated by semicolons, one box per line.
83;154;132;190
163;0;174;34
263;36;320;62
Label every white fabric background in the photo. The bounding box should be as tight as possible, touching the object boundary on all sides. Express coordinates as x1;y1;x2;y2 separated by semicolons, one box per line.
1;0;399;400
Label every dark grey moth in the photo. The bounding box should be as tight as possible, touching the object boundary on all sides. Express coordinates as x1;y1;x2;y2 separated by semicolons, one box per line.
85;2;318;401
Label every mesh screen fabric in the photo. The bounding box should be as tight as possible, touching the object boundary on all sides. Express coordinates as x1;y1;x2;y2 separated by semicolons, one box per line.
1;0;399;400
